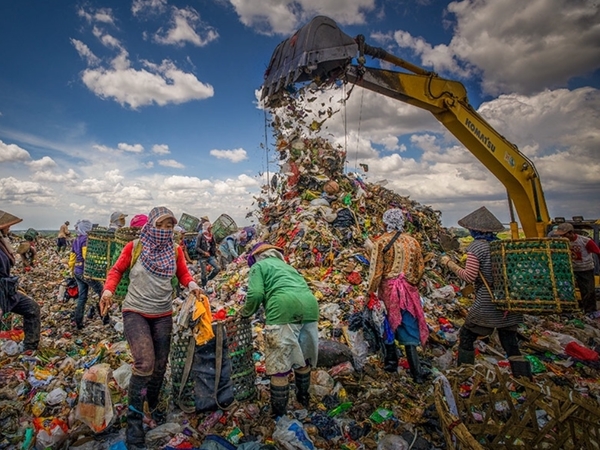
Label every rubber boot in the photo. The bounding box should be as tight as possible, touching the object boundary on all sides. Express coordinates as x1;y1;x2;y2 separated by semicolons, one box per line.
270;376;289;418
457;349;475;366
405;345;428;383
509;356;532;380
146;376;166;426
383;343;399;373
127;375;149;449
294;368;311;408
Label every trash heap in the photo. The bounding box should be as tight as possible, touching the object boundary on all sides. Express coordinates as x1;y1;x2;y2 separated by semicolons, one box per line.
1;86;600;449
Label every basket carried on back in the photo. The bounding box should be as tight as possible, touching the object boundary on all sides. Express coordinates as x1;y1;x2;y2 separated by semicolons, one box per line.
111;227;142;300
489;238;578;314
434;365;600;449
83;228;115;281
212;214;237;244
183;232;199;260
179;213;200;233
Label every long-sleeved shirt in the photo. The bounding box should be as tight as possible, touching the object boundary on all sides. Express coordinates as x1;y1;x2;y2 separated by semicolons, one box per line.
568;234;600;272
68;234;88;276
104;240;194;317
241;257;319;325
367;231;424;293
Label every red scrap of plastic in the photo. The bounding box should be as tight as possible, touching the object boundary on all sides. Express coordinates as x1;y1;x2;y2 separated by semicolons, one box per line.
565;341;599;361
347;271;362;285
0;329;25;341
213;309;227;321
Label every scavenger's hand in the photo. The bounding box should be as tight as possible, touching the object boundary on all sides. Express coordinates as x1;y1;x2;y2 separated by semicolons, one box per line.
100;291;113;316
439;255;451;266
188;281;202;298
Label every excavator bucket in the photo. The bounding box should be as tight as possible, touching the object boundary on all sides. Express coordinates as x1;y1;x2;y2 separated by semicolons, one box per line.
262;15;358;103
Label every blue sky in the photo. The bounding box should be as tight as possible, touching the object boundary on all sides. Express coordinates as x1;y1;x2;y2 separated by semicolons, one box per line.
1;0;599;231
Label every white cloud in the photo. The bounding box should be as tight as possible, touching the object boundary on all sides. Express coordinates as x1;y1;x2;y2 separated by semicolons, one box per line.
26;156;57;171
153;6;219;47
229;0;376;36
0;177;56;205
152;144;170;155
0;140;31;163
118;142;144;153
77;6;116;26
132;0;167;16
210;148;248;163
71;39;101;66
158;159;185;169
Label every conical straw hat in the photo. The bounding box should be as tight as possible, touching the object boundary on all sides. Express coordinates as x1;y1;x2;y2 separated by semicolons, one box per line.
458;206;504;232
0;210;22;230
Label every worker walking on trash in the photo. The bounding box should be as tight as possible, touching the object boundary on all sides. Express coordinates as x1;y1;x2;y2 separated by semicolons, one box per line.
195;225;220;287
440;206;531;379
69;219;108;329
57;220;71;253
17;229;38;271
241;242;319;417
366;208;429;383
553;222;600;314
0;210;41;355
100;206;201;449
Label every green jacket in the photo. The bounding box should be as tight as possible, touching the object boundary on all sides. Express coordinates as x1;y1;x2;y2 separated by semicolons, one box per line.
241;257;319;325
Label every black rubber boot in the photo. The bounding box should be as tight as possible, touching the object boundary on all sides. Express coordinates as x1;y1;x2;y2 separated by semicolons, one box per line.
294;369;311;408
509;356;532;380
127;375;149;449
146;376;166;425
383;343;399;372
405;345;428;383
270;378;289;418
457;349;475;366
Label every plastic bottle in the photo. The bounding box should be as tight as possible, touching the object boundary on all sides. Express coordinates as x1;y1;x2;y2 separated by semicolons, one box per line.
328;401;353;417
197;410;223;433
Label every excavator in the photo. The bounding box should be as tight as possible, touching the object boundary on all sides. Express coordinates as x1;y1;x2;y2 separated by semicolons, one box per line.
261;15;599;289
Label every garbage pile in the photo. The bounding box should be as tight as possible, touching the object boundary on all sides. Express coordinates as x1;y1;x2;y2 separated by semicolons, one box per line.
1;86;600;449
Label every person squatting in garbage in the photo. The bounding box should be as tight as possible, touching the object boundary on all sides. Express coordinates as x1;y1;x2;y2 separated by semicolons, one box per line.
553;222;600;314
69;219;109;329
100;206;201;449
440;206;531;379
366;208;430;383
16;229;38;271
218;228;248;265
240;242;319;417
0;210;41;354
195;224;220;287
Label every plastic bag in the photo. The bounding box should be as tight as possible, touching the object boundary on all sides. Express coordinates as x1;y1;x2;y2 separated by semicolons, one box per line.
272;416;315;450
377;434;408;450
347;329;369;372
33;417;68;450
112;363;132;389
75;363;114;433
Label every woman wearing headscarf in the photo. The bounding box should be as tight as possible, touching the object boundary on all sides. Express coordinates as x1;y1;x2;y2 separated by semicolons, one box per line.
367;208;428;383
0;210;41;354
440;206;530;378
241;242;319;417
69;219;107;329
100;207;201;449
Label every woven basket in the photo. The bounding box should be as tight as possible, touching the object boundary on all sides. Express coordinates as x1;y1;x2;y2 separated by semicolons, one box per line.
435;365;600;449
83;229;115;280
170;330;196;412
111;227;142;300
212;214;237;244
489;238;579;314
179;213;200;233
219;315;256;401
183;232;200;260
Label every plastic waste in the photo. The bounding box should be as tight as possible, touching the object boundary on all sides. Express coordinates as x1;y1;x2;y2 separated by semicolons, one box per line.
273;416;315;450
75;363;114;433
108;441;128;450
328;401;352;417
2;340;19;356
377;434;408;450
45;388;67;406
198;410;224;433
112;363;132;389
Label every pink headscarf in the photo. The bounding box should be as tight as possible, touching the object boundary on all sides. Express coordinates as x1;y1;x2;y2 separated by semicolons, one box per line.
130;214;148;228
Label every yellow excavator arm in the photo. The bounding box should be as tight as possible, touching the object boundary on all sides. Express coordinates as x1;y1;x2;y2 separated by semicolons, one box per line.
262;16;551;238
